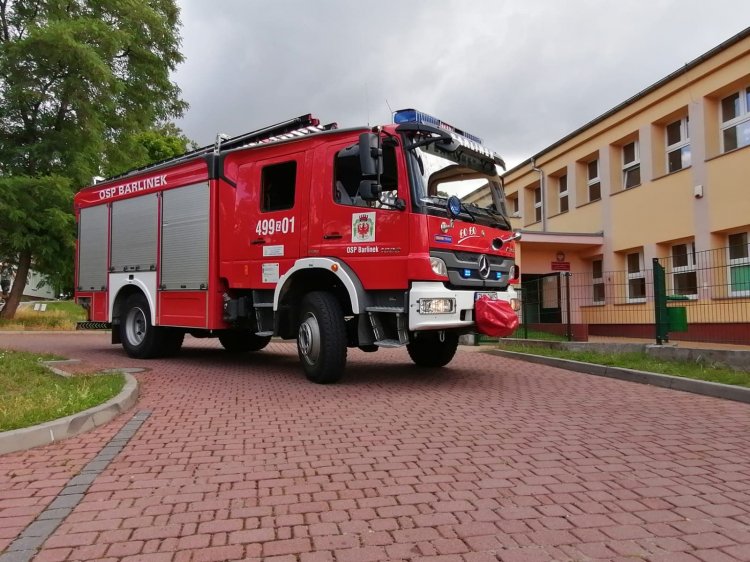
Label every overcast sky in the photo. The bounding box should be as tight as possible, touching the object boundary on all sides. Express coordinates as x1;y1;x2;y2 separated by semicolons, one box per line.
173;0;750;169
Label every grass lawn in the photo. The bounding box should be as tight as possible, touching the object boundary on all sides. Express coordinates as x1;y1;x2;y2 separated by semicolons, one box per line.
0;349;124;432
0;300;86;331
498;342;750;387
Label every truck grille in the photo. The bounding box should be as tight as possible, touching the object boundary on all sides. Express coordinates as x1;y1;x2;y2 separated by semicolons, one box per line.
430;250;514;289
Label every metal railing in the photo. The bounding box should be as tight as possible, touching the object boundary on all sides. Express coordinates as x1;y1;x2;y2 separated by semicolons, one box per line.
509;245;750;346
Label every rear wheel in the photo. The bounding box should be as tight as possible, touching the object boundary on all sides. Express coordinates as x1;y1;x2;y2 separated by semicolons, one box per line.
297;291;347;384
407;331;459;368
218;331;272;352
120;293;165;359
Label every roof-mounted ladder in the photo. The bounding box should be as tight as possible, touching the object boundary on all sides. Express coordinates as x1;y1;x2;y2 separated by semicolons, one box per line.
104;114;337;183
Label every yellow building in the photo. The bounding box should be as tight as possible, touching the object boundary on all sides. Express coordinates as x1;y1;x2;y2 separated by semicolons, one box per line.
497;27;750;344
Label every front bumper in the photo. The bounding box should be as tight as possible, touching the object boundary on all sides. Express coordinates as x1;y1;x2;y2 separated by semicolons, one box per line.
407;281;517;331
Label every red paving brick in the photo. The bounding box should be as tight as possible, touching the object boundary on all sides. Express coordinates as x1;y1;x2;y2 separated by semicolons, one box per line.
1;332;750;561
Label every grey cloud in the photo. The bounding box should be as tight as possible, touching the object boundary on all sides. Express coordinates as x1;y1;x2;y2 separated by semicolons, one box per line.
174;0;750;169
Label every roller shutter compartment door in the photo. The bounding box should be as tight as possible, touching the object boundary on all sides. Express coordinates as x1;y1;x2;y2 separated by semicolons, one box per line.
78;205;109;291
111;194;158;272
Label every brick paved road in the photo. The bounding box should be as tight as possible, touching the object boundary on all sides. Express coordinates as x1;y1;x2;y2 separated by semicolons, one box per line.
2;332;750;562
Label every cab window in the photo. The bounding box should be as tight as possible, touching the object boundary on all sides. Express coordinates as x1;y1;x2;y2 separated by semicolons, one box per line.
261;161;296;212
334;144;398;209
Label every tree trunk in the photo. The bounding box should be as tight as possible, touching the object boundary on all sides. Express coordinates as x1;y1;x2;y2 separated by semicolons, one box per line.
0;251;31;320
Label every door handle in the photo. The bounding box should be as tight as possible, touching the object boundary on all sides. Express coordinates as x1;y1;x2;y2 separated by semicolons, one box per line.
252;237;266;245
323;232;343;240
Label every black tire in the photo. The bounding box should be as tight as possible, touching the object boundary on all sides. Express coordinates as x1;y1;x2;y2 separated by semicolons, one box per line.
218;331;271;352
407;331;459;368
120;293;166;359
297;291;347;384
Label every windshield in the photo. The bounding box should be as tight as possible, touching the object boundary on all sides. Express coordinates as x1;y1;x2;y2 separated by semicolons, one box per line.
406;139;511;229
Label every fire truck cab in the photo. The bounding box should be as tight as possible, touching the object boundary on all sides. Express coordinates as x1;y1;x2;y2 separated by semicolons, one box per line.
75;110;520;383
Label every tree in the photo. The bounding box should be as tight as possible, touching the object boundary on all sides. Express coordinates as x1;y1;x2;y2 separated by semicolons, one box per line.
0;0;187;318
0;176;75;317
110;122;197;175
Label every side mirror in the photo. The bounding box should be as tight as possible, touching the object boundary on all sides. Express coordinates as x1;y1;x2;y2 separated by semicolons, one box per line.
358;179;381;202
359;133;383;177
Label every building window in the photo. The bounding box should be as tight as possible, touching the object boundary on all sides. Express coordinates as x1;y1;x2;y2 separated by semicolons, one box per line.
728;232;750;296
666;117;691;173
721;87;750;152
626;251;646;302
587;159;601;202
592;259;604;304
558;175;569;214
622;140;640;189
533;187;542;223
509;195;519;216
671;242;697;297
261;161;296;212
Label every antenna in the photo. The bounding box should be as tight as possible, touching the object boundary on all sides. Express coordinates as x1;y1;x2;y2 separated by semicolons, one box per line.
385;99;393;122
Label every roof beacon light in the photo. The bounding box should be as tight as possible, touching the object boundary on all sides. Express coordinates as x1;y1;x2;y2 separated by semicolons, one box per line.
393;108;483;144
393;108;497;160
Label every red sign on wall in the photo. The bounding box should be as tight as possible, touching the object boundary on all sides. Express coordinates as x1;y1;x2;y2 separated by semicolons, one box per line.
551;261;571;271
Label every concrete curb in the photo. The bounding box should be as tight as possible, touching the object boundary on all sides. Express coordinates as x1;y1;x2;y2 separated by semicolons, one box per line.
487;349;750;405
0;373;139;456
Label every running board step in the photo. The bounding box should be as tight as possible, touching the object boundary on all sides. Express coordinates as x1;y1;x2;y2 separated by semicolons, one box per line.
77;321;112;330
374;339;406;348
255;331;273;337
365;306;405;313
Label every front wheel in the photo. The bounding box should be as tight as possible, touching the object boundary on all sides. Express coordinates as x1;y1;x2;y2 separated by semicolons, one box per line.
407;331;459;368
297;292;347;384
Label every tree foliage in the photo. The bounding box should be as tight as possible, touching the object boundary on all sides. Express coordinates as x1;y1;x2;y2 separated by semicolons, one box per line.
110;122;196;175
0;0;187;318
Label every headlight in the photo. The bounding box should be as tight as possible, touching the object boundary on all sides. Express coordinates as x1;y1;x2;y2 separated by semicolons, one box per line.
430;257;448;277
418;298;456;314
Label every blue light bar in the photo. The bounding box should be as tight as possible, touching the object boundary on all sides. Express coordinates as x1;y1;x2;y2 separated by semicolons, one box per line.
393;108;484;144
463;269;472;278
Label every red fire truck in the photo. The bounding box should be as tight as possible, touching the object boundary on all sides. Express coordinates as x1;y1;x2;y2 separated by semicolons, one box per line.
75;110;521;383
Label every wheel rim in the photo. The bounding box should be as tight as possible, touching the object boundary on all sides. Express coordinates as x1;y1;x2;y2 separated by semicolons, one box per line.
298;312;321;366
125;307;147;346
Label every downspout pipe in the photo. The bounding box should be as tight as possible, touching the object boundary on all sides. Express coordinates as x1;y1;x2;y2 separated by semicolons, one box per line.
530;157;547;232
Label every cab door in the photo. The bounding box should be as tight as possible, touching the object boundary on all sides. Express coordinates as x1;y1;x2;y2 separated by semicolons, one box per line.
235;150;307;289
307;137;410;289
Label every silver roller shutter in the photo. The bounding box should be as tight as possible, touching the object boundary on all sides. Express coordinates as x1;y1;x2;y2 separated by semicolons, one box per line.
161;182;209;290
78;205;109;291
111;194;158;272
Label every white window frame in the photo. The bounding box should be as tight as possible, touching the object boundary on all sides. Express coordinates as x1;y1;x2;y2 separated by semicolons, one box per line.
558;174;569;214
666;117;691;173
533;187;542;223
622;140;641;189
592;259;604;305
626;251;646;303
587;159;601;202
720;87;750;153
671;242;698;299
728;232;750;297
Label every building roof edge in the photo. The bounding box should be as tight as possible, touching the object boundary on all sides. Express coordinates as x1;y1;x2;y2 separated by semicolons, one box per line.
504;25;750;177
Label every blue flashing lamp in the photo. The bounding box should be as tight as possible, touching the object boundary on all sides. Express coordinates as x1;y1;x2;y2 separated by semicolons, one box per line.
447;195;462;218
496;272;502;280
393;108;484;144
462;269;472;278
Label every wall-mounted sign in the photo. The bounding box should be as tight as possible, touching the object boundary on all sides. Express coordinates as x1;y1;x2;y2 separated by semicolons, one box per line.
551;261;571;271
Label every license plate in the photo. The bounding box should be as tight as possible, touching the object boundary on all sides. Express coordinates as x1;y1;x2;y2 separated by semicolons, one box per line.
475;291;498;301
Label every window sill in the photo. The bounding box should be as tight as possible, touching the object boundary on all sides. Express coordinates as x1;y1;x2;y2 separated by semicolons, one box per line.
616;299;647;305
580;303;606;308
611;183;642;197
713;294;750;300
547;210;569;219
524;220;541;228
652;165;691;182
706;142;750;162
575;198;601;209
